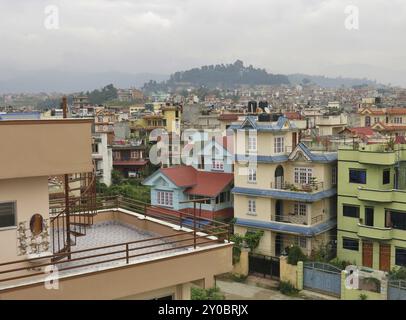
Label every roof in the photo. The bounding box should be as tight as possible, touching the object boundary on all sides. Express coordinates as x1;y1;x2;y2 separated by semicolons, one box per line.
218;113;243;121
345;127;375;136
231;186;337;202
229;116;298;132
290;143;337;163
159;166;233;197
284;112;303;120
234;218;337;236
386;108;406;115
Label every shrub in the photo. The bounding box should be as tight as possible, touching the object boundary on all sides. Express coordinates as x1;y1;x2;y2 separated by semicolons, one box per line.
328;257;352;270
389;267;406;280
191;287;225;300
278;281;299;296
359;293;368;300
287;245;307;265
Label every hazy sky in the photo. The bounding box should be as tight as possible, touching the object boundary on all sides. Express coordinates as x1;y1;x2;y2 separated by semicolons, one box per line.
0;0;405;86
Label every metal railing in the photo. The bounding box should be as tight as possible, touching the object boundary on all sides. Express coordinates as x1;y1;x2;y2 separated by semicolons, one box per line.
272;213;325;225
0;195;232;286
270;181;324;192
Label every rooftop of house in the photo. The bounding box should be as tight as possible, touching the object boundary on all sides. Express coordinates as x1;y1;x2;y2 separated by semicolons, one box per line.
144;166;234;197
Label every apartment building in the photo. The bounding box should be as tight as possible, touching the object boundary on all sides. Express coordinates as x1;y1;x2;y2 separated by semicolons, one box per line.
112;140;149;179
359;107;406;134
92;132;113;186
0;118;232;300
337;143;406;271
230;116;337;257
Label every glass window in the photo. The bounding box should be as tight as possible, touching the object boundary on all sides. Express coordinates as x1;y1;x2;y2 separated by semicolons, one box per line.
349;169;367;184
274;136;285;154
294;203;307;216
343;205;360;218
386;211;406;230
248;199;256;215
0;202;16;228
395;248;406;267
248;168;257;182
156;191;173;207
294;167;313;184
383;169;390;185
332;166;337;185
343;238;359;251
247;135;257;152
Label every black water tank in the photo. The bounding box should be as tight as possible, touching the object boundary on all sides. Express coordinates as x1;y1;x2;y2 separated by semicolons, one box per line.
258;113;271;122
248;101;257;113
271;113;283;121
258;101;269;112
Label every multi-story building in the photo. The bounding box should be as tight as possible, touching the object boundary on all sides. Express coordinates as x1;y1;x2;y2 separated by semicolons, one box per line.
112;141;149;178
92;133;113;186
0;118;232;300
337;143;406;271
95;109;115;144
230;116;337;257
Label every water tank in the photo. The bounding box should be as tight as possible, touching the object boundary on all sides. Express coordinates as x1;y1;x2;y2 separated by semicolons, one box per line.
271;113;283;121
258;101;269;112
258;113;271;122
248;101;257;113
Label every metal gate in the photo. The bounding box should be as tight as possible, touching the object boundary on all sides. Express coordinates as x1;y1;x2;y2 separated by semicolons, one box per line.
303;262;341;297
388;280;406;300
249;254;280;280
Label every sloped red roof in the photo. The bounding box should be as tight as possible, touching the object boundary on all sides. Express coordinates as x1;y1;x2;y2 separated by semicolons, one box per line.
386;108;406;115
218;113;243;121
349;127;375;136
160;166;197;187
284;112;303;120
160;166;233;197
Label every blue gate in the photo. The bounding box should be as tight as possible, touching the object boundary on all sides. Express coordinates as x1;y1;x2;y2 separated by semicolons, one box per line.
388;280;406;300
303;262;341;297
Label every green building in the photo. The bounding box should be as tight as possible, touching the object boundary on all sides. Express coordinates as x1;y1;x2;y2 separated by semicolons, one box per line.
337;143;406;272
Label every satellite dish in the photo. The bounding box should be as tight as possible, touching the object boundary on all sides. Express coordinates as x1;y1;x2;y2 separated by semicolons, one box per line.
265;107;271;114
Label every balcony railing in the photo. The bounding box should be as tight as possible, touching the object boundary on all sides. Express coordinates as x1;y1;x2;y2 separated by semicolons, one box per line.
270;181;324;192
272;213;325;225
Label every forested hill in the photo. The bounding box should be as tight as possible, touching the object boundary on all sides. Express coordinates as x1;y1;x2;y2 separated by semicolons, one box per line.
143;60;290;91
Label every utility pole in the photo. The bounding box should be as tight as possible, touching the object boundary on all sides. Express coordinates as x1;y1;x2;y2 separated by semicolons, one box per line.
62;96;71;259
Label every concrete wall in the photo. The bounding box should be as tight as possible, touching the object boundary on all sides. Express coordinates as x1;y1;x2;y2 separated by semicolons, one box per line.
0;119;93;180
0;176;49;263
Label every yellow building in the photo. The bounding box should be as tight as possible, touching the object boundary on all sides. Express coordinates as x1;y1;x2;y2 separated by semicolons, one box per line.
230;116;337;257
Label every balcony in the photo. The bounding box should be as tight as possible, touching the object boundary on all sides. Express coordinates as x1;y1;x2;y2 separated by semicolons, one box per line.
357;188;394;203
358;151;396;165
357;224;393;240
271;181;324;193
272;213;325;225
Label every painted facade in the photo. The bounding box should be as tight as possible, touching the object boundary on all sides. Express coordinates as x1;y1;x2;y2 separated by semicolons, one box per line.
337;143;406;271
230;116;337;257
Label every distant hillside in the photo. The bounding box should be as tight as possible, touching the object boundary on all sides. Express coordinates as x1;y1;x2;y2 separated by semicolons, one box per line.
143;60;290;92
288;74;379;88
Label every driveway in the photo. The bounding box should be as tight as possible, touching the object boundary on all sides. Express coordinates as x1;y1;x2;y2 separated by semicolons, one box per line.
216;280;304;300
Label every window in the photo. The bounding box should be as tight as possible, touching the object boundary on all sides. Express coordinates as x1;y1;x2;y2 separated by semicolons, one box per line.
393;117;403;124
343;205;360;218
113;151;121;160
294;167;313;184
274;136;285;154
386;211;406;230
349;169;366;184
395;248;406;267
131;151;138;159
248;168;257;183
248;199;256;215
0;202;16;228
374;117;380;124
247;135;257;152
294;203;307;216
332;166;337;185
212;160;224;171
156;191;173;207
343;238;359;251
383;169;390;185
296;237;307;249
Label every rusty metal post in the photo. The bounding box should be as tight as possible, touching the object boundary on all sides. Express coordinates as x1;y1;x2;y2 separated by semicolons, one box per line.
62;96;71;259
193;202;196;249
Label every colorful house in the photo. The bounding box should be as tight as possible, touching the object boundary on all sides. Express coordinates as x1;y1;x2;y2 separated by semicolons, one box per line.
142;166;234;220
230;116;337;257
337;143;406;271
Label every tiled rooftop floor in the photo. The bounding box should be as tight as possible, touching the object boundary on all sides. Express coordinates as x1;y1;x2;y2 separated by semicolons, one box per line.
52;221;188;274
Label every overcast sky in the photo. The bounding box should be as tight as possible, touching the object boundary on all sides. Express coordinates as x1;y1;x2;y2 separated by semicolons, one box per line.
0;0;405;86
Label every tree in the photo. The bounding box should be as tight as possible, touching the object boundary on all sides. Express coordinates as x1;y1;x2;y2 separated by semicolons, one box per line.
191;287;225;300
111;170;124;185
